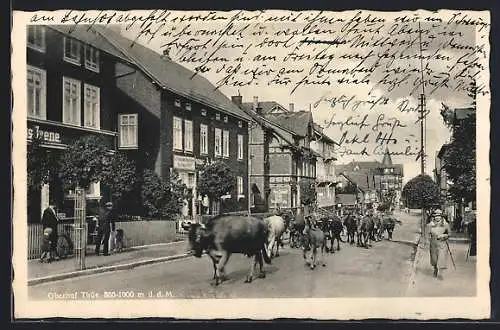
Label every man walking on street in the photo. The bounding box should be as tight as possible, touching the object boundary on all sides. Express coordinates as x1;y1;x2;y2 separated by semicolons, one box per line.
41;202;60;260
428;209;451;279
95;201;117;256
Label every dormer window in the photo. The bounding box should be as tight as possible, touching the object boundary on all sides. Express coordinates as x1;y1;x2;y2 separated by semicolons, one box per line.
238;120;242;128
185;102;192;111
201;108;207;116
216;113;220;121
84;45;100;72
27;26;46;52
223;116;228;123
174;99;181;107
63;37;81;65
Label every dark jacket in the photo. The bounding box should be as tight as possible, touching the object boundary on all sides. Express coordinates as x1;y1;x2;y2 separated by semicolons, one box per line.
98;208;117;233
41;207;58;231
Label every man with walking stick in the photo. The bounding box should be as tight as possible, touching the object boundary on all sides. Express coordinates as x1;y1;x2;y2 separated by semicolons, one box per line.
428;209;452;279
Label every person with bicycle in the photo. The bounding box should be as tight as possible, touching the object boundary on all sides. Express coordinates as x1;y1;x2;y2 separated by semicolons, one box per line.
95;201;117;256
41;202;60;261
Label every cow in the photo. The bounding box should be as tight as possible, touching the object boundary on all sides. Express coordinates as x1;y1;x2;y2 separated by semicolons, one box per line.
265;211;292;258
372;215;383;242
303;216;327;269
318;216;344;253
188;214;272;286
344;213;358;245
289;211;306;249
357;213;374;248
380;214;402;240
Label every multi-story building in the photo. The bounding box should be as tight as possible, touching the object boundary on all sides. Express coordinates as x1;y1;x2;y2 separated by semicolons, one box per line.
98;27;251;217
335;148;404;208
26;25;128;223
310;124;338;211
236;98;317;213
26;25;251;223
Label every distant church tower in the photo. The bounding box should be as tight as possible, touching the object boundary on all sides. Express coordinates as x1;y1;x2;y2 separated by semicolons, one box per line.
381;147;393;168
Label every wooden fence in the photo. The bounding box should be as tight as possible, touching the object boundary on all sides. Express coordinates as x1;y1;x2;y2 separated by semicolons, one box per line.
28;220;179;260
28;222;89;260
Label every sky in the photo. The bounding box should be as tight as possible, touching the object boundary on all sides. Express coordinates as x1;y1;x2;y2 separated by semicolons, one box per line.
117;9;486;183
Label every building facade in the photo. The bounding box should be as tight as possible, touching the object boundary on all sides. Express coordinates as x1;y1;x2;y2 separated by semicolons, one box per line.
26;25;251;223
99;27;251;217
238;98;317;213
26;25;129;222
310;124;337;211
335;148;404;209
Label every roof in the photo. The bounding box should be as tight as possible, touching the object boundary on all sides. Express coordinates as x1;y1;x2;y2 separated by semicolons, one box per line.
48;25;131;63
336;194;358;205
337;160;403;177
340;171;373;192
264;111;313;137
91;26;251;121
242;101;289;114
381;148;393;167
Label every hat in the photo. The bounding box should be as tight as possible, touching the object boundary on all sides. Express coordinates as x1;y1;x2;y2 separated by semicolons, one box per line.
105;202;113;207
43;227;53;235
432;209;443;217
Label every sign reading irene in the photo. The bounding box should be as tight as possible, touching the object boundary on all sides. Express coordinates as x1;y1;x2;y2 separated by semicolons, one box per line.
27;125;62;144
173;155;195;171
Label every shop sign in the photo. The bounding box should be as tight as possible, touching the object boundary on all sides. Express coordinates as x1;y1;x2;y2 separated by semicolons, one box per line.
174;155;195;171
28;125;62;144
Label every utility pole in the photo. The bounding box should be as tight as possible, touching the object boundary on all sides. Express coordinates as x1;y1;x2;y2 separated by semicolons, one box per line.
418;22;427;243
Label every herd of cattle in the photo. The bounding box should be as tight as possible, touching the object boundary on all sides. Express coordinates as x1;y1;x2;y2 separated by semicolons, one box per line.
188;209;402;286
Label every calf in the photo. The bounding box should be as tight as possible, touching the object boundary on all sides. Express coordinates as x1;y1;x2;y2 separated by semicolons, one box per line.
303;217;326;269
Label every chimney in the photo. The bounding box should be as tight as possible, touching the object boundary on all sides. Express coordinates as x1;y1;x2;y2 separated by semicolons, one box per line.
253;96;263;115
289;103;294;112
231;95;243;107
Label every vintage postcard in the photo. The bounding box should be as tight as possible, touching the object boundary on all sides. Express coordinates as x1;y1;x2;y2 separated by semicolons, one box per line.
12;8;490;319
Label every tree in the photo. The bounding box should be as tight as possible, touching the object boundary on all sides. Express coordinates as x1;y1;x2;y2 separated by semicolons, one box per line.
100;151;137;207
402;174;440;211
59;135;112;191
140;169;191;219
300;178;317;206
27;136;59;192
440;80;476;204
198;161;235;213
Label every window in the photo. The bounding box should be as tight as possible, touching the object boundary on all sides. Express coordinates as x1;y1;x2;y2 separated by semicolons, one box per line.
237;134;244;160
215;113;220;121
118;114;138;148
64;37;81;65
86;182;101;199
223;130;230;157
27;66;46;119
214;128;222;156
201;109;207;116
238;120;242;128
200;124;208;155
185;103;191;111
237;176;244;197
62;77;81;126
85;45;100;72
187;173;195;188
223;116;228;123
174;99;181;107
84;84;100;129
184;119;193;152
27;26;45;52
173;117;183;150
